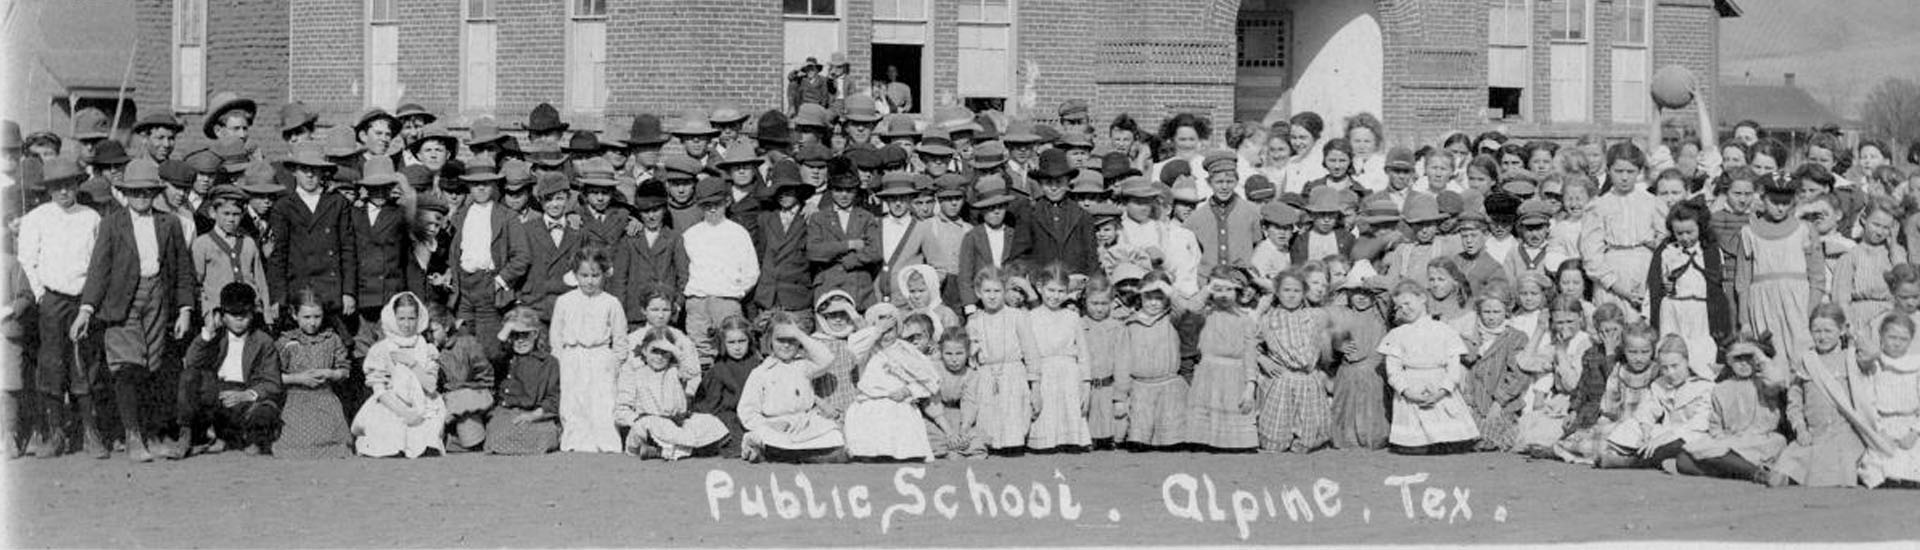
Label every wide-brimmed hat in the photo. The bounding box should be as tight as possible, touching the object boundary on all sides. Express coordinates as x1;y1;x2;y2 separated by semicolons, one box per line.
875;172;919;198
574;157;620;188
133;113;184;135
525;143;568;167
459;157;504;183
117;159;165;190
841;94;882;124
1260;202;1304;227
1111;176;1157;200
877;145;910;169
1359;198;1400;225
561;131;601;154
323;129;363;158
933;173;969;198
202;92;257;138
768;160;809;191
72;108;110;140
694;175;730;204
533;171;571;198
278;101;319;133
916;129;955;157
1304;186;1346;214
394;103;435;125
89;140;132;165
971;175;1015;208
659;155;712;182
500;159;536;191
800;57;823;71
353;107;399;133
1000;120;1041;144
1401;194;1446;224
279;140;335;171
526;102;569;133
1070;170;1105;195
671;109;721;138
709;103;749;125
878;114;918;139
409;122;460;154
467;117;508;146
1170;176;1200;204
358;157;405;187
1058;99;1090;120
1032;148;1078;180
970;141;1008;168
753;110;792;146
715;145;763;168
34;158;86;189
793;104;834;129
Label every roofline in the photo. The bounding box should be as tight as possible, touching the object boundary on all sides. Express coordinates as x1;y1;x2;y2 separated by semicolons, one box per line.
1716;0;1742;18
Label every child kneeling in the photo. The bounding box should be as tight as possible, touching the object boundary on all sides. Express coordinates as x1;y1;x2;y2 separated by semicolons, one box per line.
182;283;282;455
615;328;726;460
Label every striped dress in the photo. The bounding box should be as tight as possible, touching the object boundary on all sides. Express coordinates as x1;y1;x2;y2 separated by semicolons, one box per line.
968;307;1036;449
1256;306;1330;452
1184;309;1259;449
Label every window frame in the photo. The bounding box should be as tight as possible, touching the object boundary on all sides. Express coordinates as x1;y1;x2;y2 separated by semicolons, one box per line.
571;0;608;20
783;0;838;19
1612;0;1649;47
955;0;1015;104
459;0;498;115
465;0;496;22
171;0;208;112
364;0;402;109
872;0;928;23
1547;0;1590;43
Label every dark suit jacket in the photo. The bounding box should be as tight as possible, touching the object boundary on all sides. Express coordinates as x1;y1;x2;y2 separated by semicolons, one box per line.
267;190;359;308
806;204;882;307
610;226;690;323
576;204;633;249
184;328;283;400
80;209;196;324
727;183;768;238
753;208;812;312
955;224;1014;307
1289;228;1357;265
351;203;419;309
1012;198;1098;275
446;202;515;308
501;216;583;315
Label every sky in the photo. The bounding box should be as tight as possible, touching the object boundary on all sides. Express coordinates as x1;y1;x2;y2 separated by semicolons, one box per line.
1719;0;1920;120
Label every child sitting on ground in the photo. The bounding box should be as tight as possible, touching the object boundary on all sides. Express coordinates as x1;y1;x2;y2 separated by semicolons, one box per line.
351;292;445;458
615;327;726;460
925;327;988;459
485;307;562;455
431;303;494;453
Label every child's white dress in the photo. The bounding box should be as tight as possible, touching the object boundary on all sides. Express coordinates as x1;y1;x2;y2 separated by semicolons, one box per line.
844;341;941;459
551;289;629;453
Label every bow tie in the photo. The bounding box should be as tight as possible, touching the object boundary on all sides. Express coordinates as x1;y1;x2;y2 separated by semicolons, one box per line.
547;221;565;231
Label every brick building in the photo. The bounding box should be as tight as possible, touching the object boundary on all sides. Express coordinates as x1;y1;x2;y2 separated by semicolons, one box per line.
267;0;1736;149
3;0;290;157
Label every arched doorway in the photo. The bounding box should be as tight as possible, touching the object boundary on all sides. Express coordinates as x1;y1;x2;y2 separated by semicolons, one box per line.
1234;0;1383;127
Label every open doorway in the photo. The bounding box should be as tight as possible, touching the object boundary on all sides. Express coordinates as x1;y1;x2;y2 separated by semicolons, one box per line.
871;43;923;113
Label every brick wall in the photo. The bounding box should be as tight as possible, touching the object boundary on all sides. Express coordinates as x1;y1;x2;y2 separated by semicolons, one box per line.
1087;0;1236;132
396;0;460;117
290;0;363;128
135;0;291;157
1016;0;1096;120
494;0;565;126
605;0;783;122
1652;0;1717;132
1381;0;1488;148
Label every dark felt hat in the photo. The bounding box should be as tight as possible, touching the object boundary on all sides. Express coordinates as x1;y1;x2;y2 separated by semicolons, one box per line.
218;282;258;314
526;103;569;133
133;114;184;135
626;113;670;146
755;110;792;145
89;140;132;165
1032;148;1078;180
202;92;257;139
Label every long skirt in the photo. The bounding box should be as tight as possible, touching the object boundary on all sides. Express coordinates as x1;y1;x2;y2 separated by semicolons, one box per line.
1329;361;1390;450
1027;356;1091;450
484;406;561;455
1184;356;1257;449
846;397;935;459
1125;376;1188;447
556;347;621;453
1087;380;1123;441
352;395;446;458
1746;277;1812;369
275;386;352;459
1659;298;1720;378
979;361;1031;449
1387;365;1479;448
1257;369;1330;452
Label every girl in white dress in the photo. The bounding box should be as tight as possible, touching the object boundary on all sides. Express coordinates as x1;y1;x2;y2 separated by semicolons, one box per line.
550;251;628;453
1377;281;1480;453
844;309;942;461
352;293;446;458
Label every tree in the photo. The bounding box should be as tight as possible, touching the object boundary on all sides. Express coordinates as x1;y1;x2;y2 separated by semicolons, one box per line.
1859;77;1920;157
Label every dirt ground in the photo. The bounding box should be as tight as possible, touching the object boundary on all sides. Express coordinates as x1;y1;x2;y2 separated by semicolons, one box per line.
5;448;1915;547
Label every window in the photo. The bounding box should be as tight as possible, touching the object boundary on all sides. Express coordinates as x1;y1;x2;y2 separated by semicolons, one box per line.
957;0;1012;102
460;0;497;115
1486;0;1529;120
366;0;400;109
172;0;206;112
784;0;835;17
1236;17;1286;68
1548;0;1587;41
1611;0;1650;122
872;0;925;21
565;0;607;114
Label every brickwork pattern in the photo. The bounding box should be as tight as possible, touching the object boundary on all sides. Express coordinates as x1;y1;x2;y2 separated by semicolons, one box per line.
495;0;565;126
290;0;363;129
135;0;291;157
396;0;460;117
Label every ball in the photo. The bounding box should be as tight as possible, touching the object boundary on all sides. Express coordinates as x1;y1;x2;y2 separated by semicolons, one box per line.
1651;66;1696;109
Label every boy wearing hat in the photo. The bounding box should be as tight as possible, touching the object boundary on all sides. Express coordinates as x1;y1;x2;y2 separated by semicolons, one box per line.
279;102;321;146
1449;205;1507;292
498;159;538;223
268;139;360;331
446;157;516;361
1187;150;1260;272
181;282;282;455
623;114;671;183
1293;186;1356;265
353;108;404;174
683;177;759;362
501;172;584;318
203;92;257;143
1506;198;1569;285
1057;99;1092;140
955;175;1018;307
922;173;972;307
349;158;423;353
672;111;723;166
1382;193;1447;283
573;158;631;247
524;103;570;149
79;140;133;209
717;146;767;236
871;173;928;298
134;114;185;165
841;95;883;150
1367;146;1420;211
709;103;751;155
806;171;882;307
1251;201;1303;289
609;185;689;329
658;155;710;231
158;159;214;239
17;158;102;457
793;143;834;194
1015;149;1099;276
191;185;272;319
916;129;957;178
753;161;818;329
71;159;197;462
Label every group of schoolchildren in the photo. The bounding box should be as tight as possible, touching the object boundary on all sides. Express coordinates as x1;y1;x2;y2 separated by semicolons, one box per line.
5;89;1919;490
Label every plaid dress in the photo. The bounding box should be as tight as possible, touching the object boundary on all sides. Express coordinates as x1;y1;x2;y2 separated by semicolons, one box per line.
274;331;353;459
1257;306;1330;452
1185;310;1259;449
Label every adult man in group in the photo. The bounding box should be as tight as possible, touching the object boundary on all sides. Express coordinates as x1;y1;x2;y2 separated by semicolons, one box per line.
1015;149;1097;275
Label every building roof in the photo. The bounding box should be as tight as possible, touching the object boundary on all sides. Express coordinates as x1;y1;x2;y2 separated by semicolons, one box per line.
4;0;138;95
1716;0;1743;18
1716;82;1840;131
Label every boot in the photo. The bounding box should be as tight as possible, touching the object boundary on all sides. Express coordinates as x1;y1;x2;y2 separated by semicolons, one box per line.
34;393;64;459
124;428;152;463
155;430;185;460
78;399;108;459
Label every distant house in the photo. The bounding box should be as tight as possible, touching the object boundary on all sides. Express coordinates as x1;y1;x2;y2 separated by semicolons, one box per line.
1717;73;1848;144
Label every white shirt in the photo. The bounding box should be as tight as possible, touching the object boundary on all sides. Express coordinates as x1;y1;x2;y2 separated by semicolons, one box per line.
682;220;759;298
19;202;100;297
296;186;323;213
983;225;1007;267
218;331;247;383
132;213;161;277
458;203;497;272
881;215;912;263
836;209;851;233
543;215;567;247
366;203;382;225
